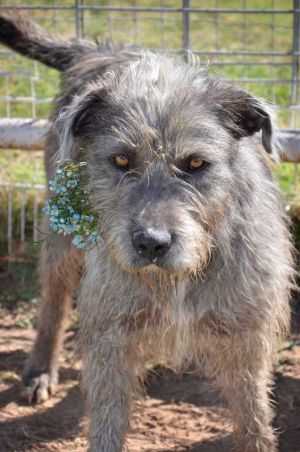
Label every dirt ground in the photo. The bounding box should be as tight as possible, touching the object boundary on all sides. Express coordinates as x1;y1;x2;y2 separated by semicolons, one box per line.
0;299;300;452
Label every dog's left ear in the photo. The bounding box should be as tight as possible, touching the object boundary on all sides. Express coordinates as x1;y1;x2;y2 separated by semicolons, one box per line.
54;87;114;162
215;87;275;154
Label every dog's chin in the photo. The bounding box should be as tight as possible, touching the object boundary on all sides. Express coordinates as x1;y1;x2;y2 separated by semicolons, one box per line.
130;257;169;273
111;251;174;275
137;263;163;274
117;253;201;278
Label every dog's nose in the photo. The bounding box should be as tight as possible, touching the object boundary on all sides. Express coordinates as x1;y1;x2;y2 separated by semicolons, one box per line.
132;228;172;262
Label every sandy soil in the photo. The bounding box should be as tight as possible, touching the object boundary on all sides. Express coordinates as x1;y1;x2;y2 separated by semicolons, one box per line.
0;301;300;452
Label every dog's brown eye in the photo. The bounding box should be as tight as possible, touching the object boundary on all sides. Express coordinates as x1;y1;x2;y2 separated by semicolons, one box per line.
188;157;205;170
113;155;129;169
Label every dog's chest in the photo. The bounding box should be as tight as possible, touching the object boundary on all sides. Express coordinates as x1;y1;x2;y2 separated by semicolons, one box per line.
140;277;204;332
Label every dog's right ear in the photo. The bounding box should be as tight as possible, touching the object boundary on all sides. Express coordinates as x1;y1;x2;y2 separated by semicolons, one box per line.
208;82;277;155
55;87;114;162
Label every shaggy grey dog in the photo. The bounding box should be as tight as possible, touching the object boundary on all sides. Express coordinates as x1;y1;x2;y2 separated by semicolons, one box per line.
0;11;294;452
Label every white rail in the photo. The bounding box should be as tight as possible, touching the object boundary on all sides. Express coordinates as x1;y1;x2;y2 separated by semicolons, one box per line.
0;118;299;162
0;118;50;150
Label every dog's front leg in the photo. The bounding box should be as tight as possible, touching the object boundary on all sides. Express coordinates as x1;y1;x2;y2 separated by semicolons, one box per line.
24;232;82;403
211;333;277;452
81;324;136;452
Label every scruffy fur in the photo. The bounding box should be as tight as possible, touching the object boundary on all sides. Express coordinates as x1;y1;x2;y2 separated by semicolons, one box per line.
0;11;294;452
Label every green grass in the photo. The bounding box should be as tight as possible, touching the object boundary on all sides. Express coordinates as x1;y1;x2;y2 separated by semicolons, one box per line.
274;162;298;193
0;0;297;124
0;149;45;185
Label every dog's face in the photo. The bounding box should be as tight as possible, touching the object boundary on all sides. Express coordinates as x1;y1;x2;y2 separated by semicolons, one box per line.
57;54;274;276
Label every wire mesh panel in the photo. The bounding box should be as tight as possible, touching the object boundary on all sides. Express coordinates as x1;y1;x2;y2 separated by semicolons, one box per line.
0;182;45;255
0;149;45;256
0;1;299;255
0;0;299;129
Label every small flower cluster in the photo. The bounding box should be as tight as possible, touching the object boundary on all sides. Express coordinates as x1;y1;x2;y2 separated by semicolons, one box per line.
42;161;100;249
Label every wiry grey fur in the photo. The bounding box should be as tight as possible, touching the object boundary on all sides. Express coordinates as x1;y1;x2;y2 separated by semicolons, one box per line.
0;11;294;452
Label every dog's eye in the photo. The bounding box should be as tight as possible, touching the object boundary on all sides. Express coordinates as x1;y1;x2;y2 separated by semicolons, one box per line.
188;157;205;170
113;155;129;169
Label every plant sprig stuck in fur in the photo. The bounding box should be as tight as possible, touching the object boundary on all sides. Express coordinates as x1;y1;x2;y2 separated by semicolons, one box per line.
42;160;100;249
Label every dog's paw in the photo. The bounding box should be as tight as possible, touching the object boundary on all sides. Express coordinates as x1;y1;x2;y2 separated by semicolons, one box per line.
23;372;57;404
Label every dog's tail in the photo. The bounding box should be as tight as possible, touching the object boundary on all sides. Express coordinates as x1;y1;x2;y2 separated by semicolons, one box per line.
0;10;96;72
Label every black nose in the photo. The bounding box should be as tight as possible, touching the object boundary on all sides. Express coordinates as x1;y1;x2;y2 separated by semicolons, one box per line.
132;228;172;262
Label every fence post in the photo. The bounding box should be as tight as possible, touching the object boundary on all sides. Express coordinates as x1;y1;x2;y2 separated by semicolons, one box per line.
290;0;300;126
7;190;12;256
182;0;190;62
75;0;85;39
290;0;300;187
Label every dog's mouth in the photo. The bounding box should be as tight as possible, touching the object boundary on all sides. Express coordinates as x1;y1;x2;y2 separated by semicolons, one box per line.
131;253;170;271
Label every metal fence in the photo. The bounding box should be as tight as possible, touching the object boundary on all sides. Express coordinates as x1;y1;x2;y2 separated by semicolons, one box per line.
0;0;300;255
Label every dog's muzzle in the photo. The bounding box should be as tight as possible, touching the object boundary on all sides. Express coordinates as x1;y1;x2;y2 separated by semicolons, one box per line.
132;228;172;263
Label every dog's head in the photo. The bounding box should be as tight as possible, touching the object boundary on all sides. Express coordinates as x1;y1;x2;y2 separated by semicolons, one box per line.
55;53;275;277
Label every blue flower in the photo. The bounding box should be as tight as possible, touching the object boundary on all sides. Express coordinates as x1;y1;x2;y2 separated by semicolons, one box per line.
50;222;59;232
58;195;68;204
72;235;85;249
49;180;61;194
88;231;99;243
50;215;58;223
55;170;65;181
63;224;76;234
72;213;81;222
42;202;51;215
67;180;78;189
50;205;59;216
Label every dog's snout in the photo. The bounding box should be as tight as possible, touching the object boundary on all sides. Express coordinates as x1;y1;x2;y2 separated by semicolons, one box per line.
132;228;172;262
